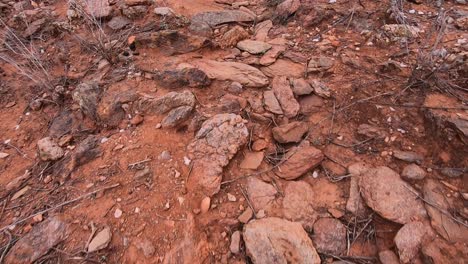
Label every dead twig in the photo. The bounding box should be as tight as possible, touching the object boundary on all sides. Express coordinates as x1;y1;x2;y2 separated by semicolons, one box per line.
0;230;12;263
240;185;257;218
127;157;152;170
85;221;97;251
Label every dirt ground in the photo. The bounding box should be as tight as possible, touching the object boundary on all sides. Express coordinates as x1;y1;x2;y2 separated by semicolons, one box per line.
0;0;467;263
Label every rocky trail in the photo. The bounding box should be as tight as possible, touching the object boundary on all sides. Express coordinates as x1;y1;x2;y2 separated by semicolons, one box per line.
0;0;467;263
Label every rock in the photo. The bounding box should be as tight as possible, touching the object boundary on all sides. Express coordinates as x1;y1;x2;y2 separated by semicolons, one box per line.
123;5;148;19
243;217;321;264
263;90;283;115
272;121;308;143
312;218;347;255
394;221;429;263
155;68;211;88
161;106;193;128
382;24;421;39
160;150;172;160
219;26;249;48
259;44;285;66
230;231;241;254
227;193;237;202
307;56;334;73
310;79;332;98
254;20;272;41
135;238;155;257
134;166;152;179
0;152;10;159
282;181;317;230
114;208;123;218
393;150;424;163
401;164;426;180
194;60;269;88
357;124;387;139
130;114;144;126
200;196;211;213
108;16;131;30
125;0;149;5
421;237;468;264
240;151;264;170
246;177;277;212
84;0;111;19
359;166;427;224
299;95;324;115
441;167;464;178
72;82;102;121
139;91;195;115
276;144;324;180
423;179;468;243
378;250;400;264
191;10;255;27
88;226;112;253
238;207;253;223
187;114;249;195
228;82;243;94
6;217;67;264
291;78;313;96
37;137;64;161
136;30;210;55
275;0;300;21
261;59;305;78
23;18;47;38
272;76;300;118
237;40;272;54
346;163;370;216
11;186;30;200
97;89;139;128
154;7;175;16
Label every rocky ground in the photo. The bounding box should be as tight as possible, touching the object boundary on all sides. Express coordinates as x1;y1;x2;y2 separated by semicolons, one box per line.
0;0;467;263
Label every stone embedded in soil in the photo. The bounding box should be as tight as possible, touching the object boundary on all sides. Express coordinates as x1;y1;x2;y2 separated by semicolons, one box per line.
246;177;277;212
139;91;195;115
154;7;175;16
238;207;253;223
299;95;324;115
72;82;102;121
259;44;286;66
358;166;427;224
107;16;131;30
275;143;324;180
312;218;347;255
307;56;334;73
194;60;269;88
393;150;424;163
237;40;272;55
261;59;305;78
243;217;321;264
191;10;255;27
161;105;193;128
37;137;64;161
357;124;387;139
230;231;241;254
84;0;112;19
401;164;426;180
155;67;211;88
310;79;332;98
0;152;9;159
394;221;430;263
382;24;421;39
272;76;300;118
219;26;249;48
272;121;309;143
88;226;112;253
98;90;139;128
263;90;283;115
136;30;210;55
187;114;249;195
291;78;313;96
282;181;318;231
346;162;370;216
200;196;211;213
6;217;67;264
254;19;273;41
378;250;400;264
239;151;264;170
423;179;468;243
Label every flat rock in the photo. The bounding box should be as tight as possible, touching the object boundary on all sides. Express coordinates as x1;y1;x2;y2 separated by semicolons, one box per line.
358;166;427;224
230;231;241;254
394;221;429;263
272;76;300;118
291;78;313;96
261;59;305;78
357;124;387;139
191;10;255;27
237;40;272;54
254;20;272;41
423;179;468;243
37;137;64;161
194;60;269;88
312;218;347;255
263;90;283;114
97;89;139;128
272;121;308;143
275;0;300;20
276;143;324;180
378;250;400;264
139;91;195;115
282;181;317;230
243;217;320;264
161;105;193;128
84;0;111;19
187;114;249;195
155;67;211;88
238;207;253;223
299;95;324;115
246;177;277;212
219;26;249;48
307;56;334;73
240;151;264;170
259;44;285;66
6;217;67;264
108;16;131;30
310;79;332;98
136;30;210;55
401;164;426;180
88;226;112;253
421;237;468;264
393;150;424;163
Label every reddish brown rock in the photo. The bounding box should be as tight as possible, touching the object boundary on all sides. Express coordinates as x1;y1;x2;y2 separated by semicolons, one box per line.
272;121;308;143
263;90;283;115
379;250;400;264
312;218;347;255
246;177;277;212
282;181;318;231
299;95;324;115
259;44;285;66
291;78;314;96
219;26;249;48
271;76;300;118
240;151;264;170
276;144;324;180
394;221;430;263
275;0;300;20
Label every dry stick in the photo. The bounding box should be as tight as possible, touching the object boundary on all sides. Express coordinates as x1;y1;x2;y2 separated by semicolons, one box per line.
240;185;257;218
84;222;97;251
127;158;152;169
402;185;468;229
0;183;120;233
0;230;12;263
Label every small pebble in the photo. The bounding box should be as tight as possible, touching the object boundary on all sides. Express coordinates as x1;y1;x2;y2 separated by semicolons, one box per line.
114;208;123;218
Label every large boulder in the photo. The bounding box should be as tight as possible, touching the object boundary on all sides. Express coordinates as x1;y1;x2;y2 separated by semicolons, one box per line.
187;114;249;195
358;166;427;224
243;217;321;264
